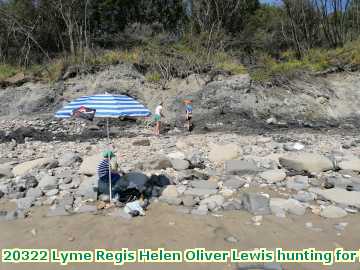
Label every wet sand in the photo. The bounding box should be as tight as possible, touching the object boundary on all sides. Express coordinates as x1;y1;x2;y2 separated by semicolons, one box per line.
1;201;360;270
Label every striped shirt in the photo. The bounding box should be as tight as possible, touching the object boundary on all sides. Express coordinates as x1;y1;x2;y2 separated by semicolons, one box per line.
97;159;110;178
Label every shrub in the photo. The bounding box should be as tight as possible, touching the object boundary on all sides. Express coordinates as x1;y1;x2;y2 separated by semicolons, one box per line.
0;64;20;80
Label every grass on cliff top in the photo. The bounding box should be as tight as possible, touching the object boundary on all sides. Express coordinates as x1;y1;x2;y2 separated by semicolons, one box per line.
1;38;359;84
251;39;360;82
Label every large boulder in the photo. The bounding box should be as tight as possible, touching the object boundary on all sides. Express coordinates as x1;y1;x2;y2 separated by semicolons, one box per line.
279;153;333;173
79;154;103;176
310;188;360;208
12;158;53;176
338;158;360;172
225;160;261;175
208;144;239;163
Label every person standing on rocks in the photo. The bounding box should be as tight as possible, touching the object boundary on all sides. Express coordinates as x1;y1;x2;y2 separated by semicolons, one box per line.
184;99;193;131
97;150;122;200
154;102;164;136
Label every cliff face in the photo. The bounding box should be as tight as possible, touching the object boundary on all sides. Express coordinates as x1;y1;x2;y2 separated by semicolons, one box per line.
0;63;359;129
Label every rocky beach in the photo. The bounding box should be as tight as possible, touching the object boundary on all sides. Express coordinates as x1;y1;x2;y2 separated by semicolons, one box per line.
1;64;360;270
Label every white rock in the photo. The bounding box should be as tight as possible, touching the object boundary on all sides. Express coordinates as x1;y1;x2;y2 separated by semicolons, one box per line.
259;169;286;183
12;158;52;176
208;144;239;163
279;153;333;173
161;185;179;198
338;159;360;172
310;188;360;208
320;206;347;219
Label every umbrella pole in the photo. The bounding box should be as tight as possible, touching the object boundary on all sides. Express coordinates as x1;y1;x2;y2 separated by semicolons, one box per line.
107;118;112;202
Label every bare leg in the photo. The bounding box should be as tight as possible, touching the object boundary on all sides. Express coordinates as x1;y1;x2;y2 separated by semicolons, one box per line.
158;121;161;136
154;122;158;136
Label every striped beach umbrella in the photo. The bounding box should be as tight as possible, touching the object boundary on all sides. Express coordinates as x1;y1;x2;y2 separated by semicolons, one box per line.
55;94;151;201
55;94;151;118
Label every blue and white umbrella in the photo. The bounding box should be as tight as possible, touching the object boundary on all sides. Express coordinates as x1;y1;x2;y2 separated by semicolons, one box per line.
55;94;151;201
55;94;151;118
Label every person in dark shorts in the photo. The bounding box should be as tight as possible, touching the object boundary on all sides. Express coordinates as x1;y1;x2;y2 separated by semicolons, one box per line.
97;150;122;199
185;100;193;131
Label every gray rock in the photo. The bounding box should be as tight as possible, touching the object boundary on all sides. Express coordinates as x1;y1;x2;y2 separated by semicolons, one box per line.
310;188;360;208
279;153;333;173
38;175;58;190
45;189;59;197
225;160;262;175
57;194;75;208
170;159;190;171
286;176;309;191
159;196;182;205
321;206;348;218
26;187;43;199
191;180;218;189
59;152;82;167
16;197;35;210
184;188;218;197
222;175;246;189
286;199;307;216
200;195;224;211
0;164;13;179
182;195;196;207
259;170;286;184
223;199;243;211
242;193;271;215
77;176;98;200
270;198;307;217
0;190;4;199
293;191;316;202
191;204;208;215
